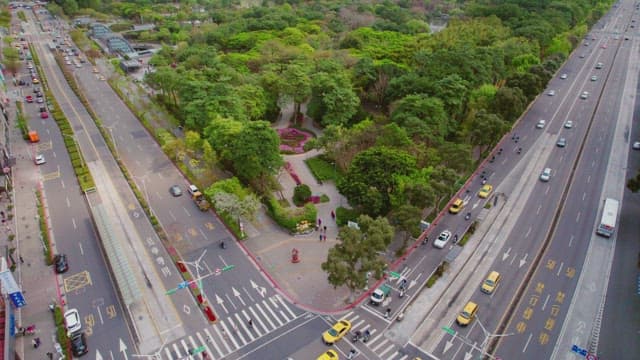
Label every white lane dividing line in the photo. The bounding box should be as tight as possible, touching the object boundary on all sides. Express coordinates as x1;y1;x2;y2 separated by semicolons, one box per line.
522;333;533;353
178;339;190;356
276;294;298;318
72;218;77;229
352;319;366;331
163;347;173;360
269;297;288;322
216;321;238;351
372;337;390;352
248;306;269;333
378;343;396;357
262;299;283;326
568;235;574;248
254;302;276;330
556;262;564;277
236;313;256;341
541;294;551;311
575;211;581;223
203;328;224;358
195;331;213;359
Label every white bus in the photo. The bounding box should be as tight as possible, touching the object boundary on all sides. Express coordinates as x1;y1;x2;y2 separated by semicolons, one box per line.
596;198;619;237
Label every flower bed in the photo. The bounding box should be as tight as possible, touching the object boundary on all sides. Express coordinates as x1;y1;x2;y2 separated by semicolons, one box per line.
278;127;312;154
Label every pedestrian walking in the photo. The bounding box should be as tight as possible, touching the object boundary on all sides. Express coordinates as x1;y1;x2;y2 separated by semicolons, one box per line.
318;218;322;226
323;225;327;233
32;338;38;348
248;319;253;328
46;352;53;360
319;233;323;241
385;308;391;319
331;210;335;220
19;256;24;264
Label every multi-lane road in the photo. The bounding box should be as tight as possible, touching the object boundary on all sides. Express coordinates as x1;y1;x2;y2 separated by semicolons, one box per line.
13;0;640;359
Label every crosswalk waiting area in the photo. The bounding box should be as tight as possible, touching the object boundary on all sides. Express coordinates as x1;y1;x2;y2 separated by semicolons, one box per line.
160;294;301;359
339;311;412;360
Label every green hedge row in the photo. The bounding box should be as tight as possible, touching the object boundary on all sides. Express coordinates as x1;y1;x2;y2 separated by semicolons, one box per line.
264;196;317;233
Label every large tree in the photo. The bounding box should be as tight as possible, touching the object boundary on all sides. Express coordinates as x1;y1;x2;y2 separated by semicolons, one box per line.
227;121;283;192
321;215;394;296
338;147;416;216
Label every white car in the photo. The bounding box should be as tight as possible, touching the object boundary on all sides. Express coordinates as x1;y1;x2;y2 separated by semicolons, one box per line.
536;119;546;129
433;230;452;249
187;184;199;196
540;168;552;182
34;154;45;165
564;120;573;129
580;91;589;99
64;308;82;335
547;90;556;96
591;75;598;81
560;74;568;79
633;141;640;150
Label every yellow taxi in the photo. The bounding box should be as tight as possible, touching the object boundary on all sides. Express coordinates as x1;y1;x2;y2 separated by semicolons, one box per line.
449;198;464;214
456;301;478;326
478;184;493;198
317;349;338;360
481;271;501;294
322;319;351;345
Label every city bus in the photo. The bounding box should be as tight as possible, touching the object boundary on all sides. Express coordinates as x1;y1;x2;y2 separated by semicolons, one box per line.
596;198;619;237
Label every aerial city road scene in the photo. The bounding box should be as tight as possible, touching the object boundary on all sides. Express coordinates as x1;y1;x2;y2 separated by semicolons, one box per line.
0;0;638;359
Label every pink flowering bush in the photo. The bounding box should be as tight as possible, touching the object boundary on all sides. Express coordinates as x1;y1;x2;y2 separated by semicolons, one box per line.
278;127;312;154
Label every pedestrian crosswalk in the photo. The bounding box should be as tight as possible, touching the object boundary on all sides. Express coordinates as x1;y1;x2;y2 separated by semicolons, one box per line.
160;294;303;359
338;311;411;360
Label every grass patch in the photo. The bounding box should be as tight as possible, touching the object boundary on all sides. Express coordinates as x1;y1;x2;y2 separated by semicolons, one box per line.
305;156;340;182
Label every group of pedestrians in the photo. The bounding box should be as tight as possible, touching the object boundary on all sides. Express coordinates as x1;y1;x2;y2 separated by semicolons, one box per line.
317;211;337;242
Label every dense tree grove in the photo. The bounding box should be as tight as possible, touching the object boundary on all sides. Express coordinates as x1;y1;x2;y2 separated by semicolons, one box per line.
56;0;615;288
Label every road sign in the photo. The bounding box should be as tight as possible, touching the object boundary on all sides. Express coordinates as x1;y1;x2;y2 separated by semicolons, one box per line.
388;271;401;279
191;345;206;354
442;326;456;335
222;265;235;271
571;344;597;360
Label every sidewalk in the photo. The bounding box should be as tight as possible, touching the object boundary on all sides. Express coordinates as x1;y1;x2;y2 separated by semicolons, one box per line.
6;102;61;358
105;68;356;312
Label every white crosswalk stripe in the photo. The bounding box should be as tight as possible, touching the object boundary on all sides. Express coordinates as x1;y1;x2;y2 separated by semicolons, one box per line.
339;312;412;360
162;295;304;359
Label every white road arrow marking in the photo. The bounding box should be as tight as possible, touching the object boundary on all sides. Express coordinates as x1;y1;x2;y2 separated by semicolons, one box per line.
233;287;246;306
503;247;511;261
216;294;228;313
443;340;454;353
251;280;266;298
519;253;528;268
119;338;128;359
95;350;103;360
464;351;473;360
409;279;418;290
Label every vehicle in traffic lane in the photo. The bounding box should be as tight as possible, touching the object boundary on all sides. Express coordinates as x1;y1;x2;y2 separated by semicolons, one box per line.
481;271;501;294
433;230;452;249
41;111;49;119
557;138;567;147
478;184;493;198
54;254;69;273
580;91;589;99
591;75;598;81
322;320;351;345
564;120;574;129
64;308;82;335
536;119;546;129
449;198;464;214
595;62;603;69
169;185;182;197
456;301;478;326
547;90;556;96
70;332;88;356
633;141;640;150
317;349;338;360
560;73;568;79
34;154;45;165
540;167;552;182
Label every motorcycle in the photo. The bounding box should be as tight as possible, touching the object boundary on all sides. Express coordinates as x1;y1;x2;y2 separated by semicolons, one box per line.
352;331;361;342
465;212;471;221
219;241;226;249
